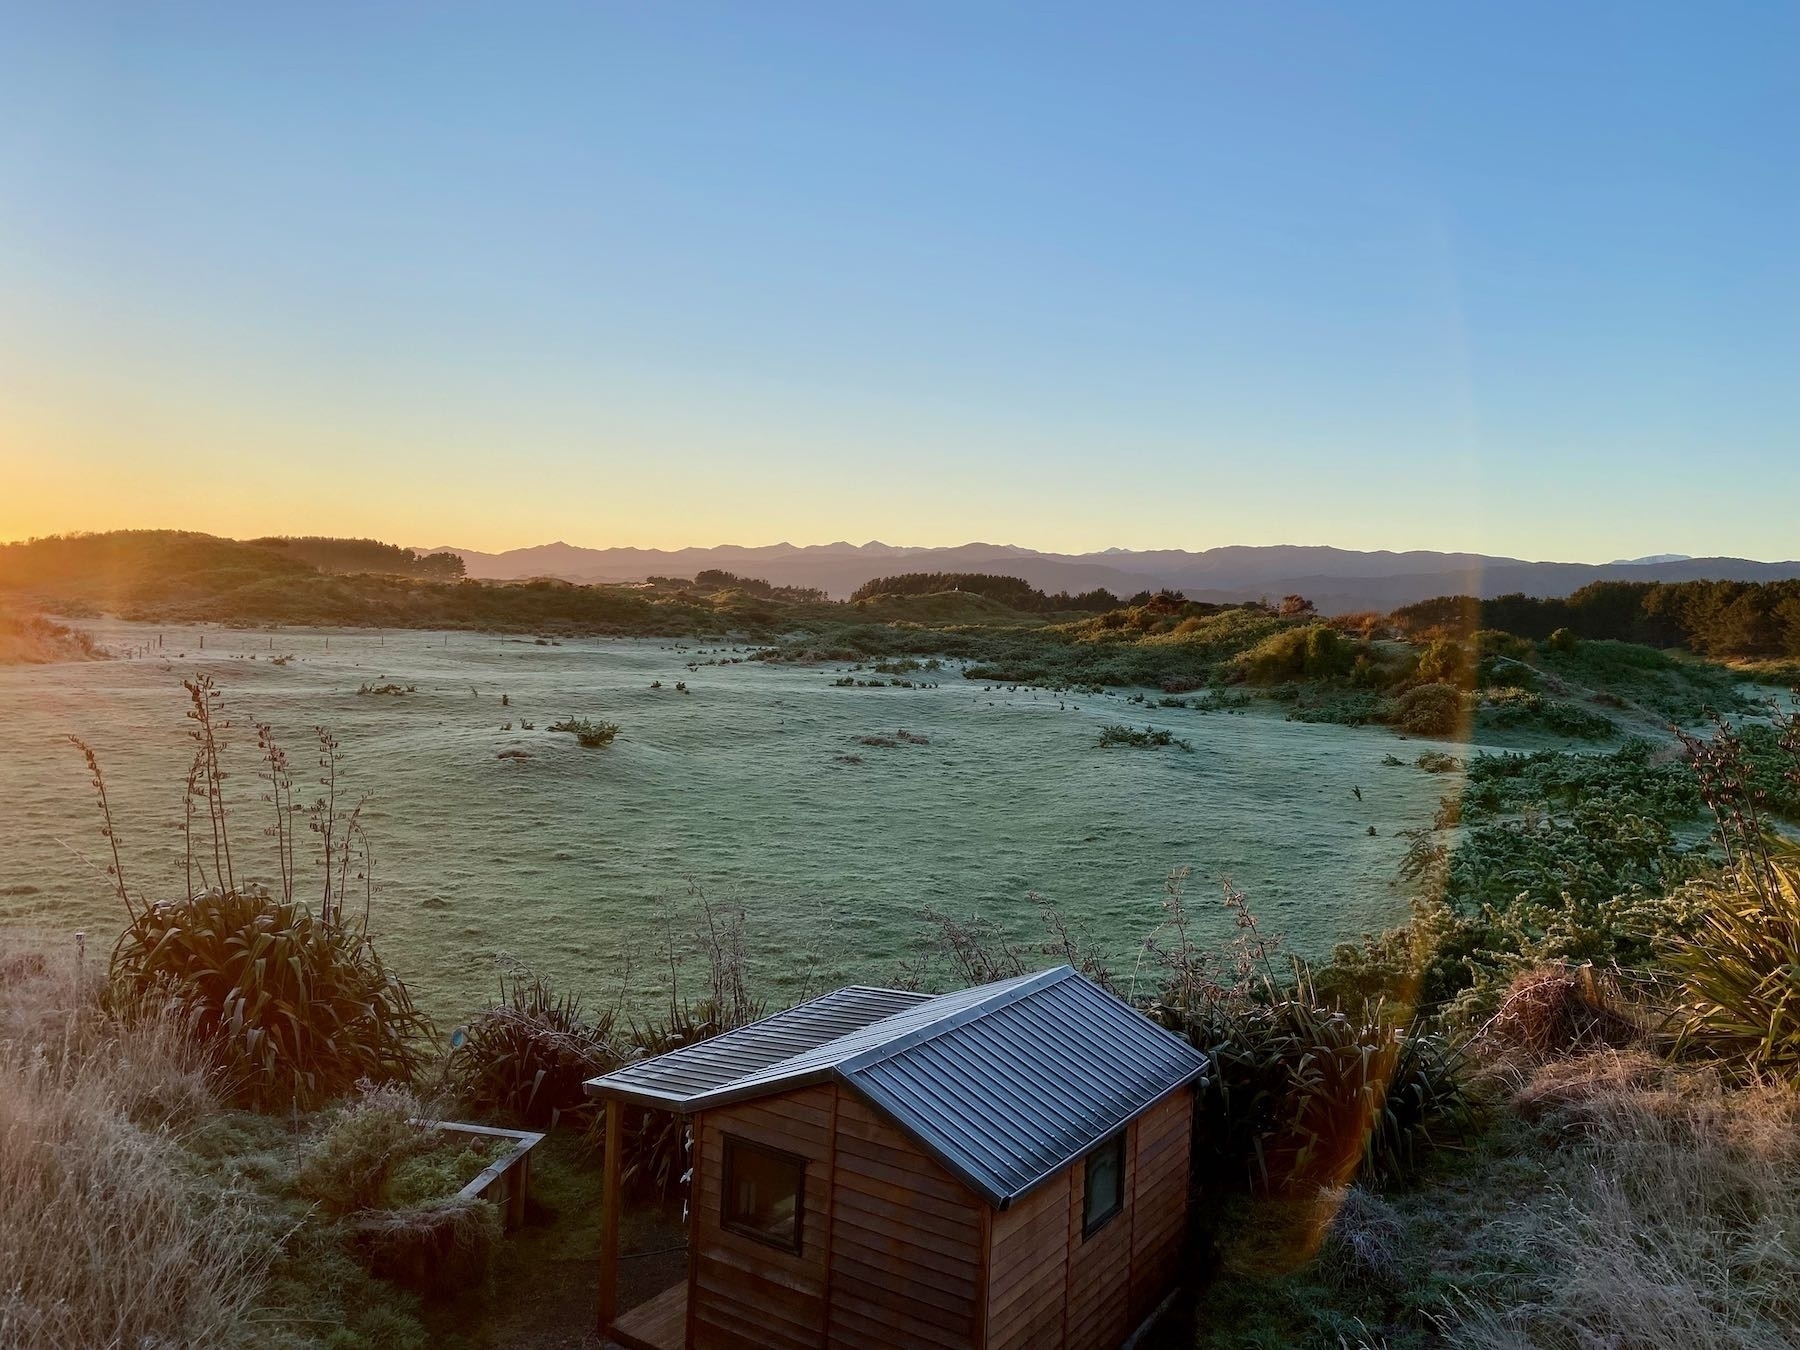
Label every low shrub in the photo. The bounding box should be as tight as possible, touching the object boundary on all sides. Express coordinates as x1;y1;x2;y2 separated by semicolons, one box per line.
353;1193;502;1296
1460;738;1701;823
1279;687;1391;727
1739;720;1800;822
1475;964;1647;1063
445;969;618;1127
1478;687;1616;740
299;1083;441;1215
1097;724;1193;751
549;717;620;748
1413;637;1473;688
1472;628;1536;663
1390;797;1704;1024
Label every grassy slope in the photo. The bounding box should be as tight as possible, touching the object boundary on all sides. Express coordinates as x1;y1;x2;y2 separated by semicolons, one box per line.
0;605;106;664
0;531;753;635
1192;1053;1800;1350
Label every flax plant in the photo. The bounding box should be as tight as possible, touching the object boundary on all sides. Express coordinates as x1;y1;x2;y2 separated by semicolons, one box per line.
74;676;430;1110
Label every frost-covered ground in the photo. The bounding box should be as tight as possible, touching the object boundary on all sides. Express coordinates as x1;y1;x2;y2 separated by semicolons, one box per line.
5;621;1508;1018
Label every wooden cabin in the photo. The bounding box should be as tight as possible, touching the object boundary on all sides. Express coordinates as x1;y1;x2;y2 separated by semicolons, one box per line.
586;965;1207;1350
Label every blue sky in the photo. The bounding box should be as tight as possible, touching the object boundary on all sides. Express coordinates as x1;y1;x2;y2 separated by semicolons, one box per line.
2;2;1795;559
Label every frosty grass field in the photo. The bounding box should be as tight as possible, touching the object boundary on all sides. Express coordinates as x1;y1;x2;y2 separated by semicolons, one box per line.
4;621;1501;1019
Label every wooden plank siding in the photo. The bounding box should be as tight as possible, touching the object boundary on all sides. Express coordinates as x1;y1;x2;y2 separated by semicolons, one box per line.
983;1085;1193;1350
985;1171;1070;1350
825;1089;986;1349
679;1082;1192;1350
1128;1089;1192;1324
690;1087;836;1349
1066;1129;1132;1350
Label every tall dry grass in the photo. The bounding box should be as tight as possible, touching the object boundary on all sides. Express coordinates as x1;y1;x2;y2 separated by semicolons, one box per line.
1448;1050;1800;1349
0;934;270;1349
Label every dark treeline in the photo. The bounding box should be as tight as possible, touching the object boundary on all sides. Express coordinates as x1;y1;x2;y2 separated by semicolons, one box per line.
689;568;827;602
248;537;466;579
1394;579;1800;660
644;569;829;602
849;571;1128;612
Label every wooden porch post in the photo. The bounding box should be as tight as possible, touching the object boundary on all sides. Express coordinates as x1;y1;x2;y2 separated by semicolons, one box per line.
598;1100;622;1335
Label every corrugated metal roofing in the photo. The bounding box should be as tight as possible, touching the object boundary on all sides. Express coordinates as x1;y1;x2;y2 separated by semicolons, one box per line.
588;984;931;1104
585;966;1207;1208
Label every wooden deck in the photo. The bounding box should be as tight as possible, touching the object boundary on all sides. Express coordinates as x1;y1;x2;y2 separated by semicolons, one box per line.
608;1280;686;1350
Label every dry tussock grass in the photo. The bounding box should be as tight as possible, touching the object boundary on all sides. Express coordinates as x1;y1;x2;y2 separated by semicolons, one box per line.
1448;1050;1800;1349
0;933;270;1348
1475;964;1649;1066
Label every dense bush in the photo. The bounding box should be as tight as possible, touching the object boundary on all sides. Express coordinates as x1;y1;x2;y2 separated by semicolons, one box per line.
1472;628;1536;662
1332;707;1790;1037
689;568;827;602
1460;738;1701;822
2;530;716;635
1740;721;1800;821
1411;811;1701;1018
248;536;465;579
1413;637;1472;687
1391;682;1465;735
1318;736;1714;1027
1394;579;1800;660
1237;624;1360;684
849;570;1121;612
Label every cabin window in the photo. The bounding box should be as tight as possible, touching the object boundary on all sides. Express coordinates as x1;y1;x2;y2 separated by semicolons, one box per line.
721;1135;805;1252
1082;1132;1126;1237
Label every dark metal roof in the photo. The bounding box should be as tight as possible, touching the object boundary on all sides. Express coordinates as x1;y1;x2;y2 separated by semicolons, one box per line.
587;984;931;1106
585;966;1207;1208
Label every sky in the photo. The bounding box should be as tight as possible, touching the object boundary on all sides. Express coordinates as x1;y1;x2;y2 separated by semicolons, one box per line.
1;2;1795;562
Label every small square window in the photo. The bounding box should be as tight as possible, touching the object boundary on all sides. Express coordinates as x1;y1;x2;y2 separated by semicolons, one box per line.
721;1135;805;1253
1082;1132;1125;1237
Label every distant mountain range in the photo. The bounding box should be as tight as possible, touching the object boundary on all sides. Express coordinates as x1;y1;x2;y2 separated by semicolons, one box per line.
418;541;1800;615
